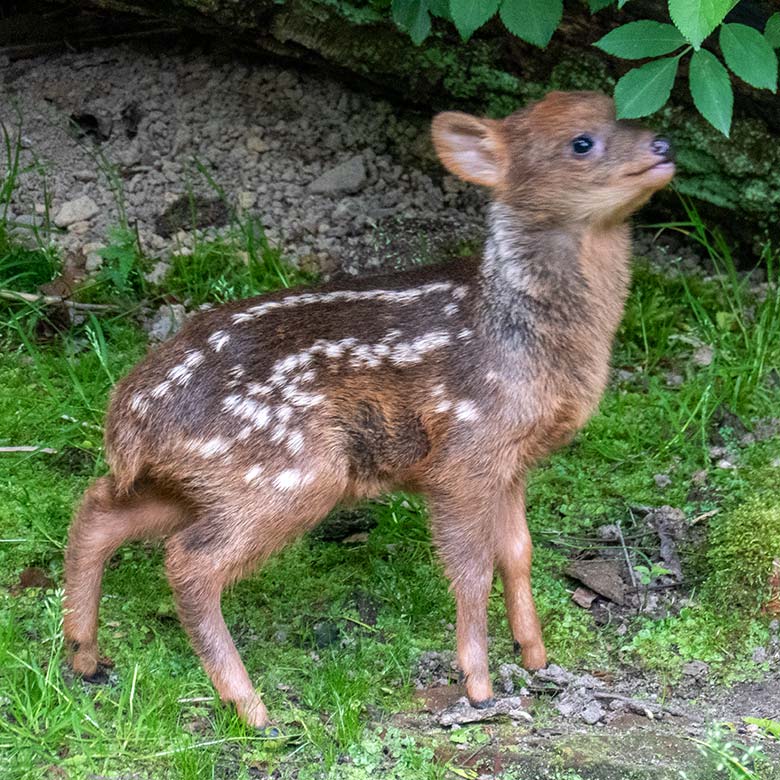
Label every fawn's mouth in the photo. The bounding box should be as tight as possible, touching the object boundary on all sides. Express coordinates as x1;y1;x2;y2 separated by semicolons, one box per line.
627;160;675;178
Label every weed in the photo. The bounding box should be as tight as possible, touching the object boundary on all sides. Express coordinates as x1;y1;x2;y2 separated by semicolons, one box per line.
683;727;767;780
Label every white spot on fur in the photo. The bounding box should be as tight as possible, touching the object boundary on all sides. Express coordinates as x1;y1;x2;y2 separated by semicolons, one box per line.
208;331;230;352
390;331;451;365
247;382;272;396
454;400;480;422
167;364;192;385
271;424;287;443
231;282;453;324
457;328;473;341
198;437;231;457
150;380;172;399
244;465;264;484
286;429;305;455
434;399;453;413
275;405;293;424
130;393;148;413
431;384;446;397
273;468;301;490
229;364;245;380
443;302;458;317
237;426;252;441
184;350;205;368
453;285;468;300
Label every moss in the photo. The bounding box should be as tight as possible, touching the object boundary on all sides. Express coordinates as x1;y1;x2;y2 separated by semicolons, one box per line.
704;495;780;610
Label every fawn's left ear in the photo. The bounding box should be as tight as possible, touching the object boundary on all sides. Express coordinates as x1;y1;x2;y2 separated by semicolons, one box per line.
431;112;508;188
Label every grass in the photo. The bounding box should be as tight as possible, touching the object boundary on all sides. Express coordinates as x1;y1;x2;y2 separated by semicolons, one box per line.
1;123;779;777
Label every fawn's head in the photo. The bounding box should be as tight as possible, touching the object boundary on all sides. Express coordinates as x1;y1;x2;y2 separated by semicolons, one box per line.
432;91;674;227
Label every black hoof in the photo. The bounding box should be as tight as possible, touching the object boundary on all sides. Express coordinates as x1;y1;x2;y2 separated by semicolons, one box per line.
513;640;522;655
82;666;110;685
470;697;495;710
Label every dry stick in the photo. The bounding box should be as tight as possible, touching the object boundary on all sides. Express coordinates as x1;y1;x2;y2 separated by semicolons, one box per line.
0;288;116;312
0;446;58;454
616;518;637;589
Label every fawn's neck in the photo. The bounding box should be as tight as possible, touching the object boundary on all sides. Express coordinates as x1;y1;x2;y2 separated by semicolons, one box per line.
477;202;632;368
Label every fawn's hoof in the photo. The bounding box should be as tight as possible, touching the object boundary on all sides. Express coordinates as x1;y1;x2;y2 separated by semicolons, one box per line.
469;696;496;710
515;639;547;670
235;697;270;729
70;642;100;678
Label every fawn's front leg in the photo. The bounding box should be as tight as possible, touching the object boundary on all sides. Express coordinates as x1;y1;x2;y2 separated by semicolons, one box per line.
429;490;496;707
495;486;546;669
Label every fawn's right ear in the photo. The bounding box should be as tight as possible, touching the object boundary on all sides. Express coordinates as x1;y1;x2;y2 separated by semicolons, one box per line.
431;112;507;188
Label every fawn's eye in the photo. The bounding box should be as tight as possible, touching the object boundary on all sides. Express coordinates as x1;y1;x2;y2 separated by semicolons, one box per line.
571;135;594;155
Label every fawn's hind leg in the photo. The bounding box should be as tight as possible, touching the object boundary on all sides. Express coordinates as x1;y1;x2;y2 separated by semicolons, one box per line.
63;476;190;678
164;486;343;727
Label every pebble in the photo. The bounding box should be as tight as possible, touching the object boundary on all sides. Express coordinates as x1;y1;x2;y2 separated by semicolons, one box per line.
654;473;672;489
53;196;100;227
146;303;187;341
309;155;367;195
692;344;714;366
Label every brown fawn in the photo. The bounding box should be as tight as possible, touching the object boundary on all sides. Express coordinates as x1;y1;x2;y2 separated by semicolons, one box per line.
63;91;674;727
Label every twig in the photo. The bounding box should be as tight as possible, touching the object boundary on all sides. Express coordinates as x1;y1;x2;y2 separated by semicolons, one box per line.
592;691;684;718
0;446;58;454
0;289;116;312
616;518;637;589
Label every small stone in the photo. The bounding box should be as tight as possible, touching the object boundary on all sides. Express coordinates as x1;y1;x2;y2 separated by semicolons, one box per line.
692;345;714;367
238;190;256;210
691;470;708;486
581;700;605;725
73;169;97;182
54;196;99;227
751;647;768;664
772;458;780;468
596;524;621;542
716;458;736;470
246;135;269;154
665;373;684;387
83;242;105;273
682;660;709;679
565;559;626;605
144;260;171;285
273;630;288;644
654;473;672;489
572;587;597;609
68;220;90;236
147;303;187;341
310;155;366;195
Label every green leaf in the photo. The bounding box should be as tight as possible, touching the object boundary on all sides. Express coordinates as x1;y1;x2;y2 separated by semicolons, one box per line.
392;0;431;45
595;21;686;59
588;0;614;12
689;48;733;136
450;0;499;40
766;13;780;49
617;0;631;7
614;56;679;119
668;0;732;49
720;23;778;92
427;0;449;19
499;0;563;48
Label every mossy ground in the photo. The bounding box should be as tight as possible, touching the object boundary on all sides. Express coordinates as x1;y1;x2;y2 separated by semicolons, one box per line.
1;203;779;779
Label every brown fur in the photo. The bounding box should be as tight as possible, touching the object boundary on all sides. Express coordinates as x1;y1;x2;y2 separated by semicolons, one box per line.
63;91;674;726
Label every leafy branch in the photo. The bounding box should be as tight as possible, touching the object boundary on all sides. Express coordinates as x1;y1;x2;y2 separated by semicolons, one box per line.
390;0;780;136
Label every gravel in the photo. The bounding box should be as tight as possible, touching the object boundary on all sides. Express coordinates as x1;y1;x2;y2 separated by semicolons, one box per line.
0;45;483;277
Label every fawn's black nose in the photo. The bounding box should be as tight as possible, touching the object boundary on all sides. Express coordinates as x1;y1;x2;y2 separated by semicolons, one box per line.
651;136;674;161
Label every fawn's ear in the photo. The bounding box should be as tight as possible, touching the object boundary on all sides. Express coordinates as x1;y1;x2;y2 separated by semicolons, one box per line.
431;112;507;188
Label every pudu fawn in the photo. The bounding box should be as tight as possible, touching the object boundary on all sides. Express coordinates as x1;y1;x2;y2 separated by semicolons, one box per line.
64;91;674;727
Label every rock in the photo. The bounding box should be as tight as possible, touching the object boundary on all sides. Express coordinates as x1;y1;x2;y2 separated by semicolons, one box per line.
565;559;626;605
309;155;366;195
692;345;714;366
83;242;105;273
246;135;269;153
237;190;256;210
717;458;736;470
147;303;187;341
572;586;598;609
752;647;768;664
534;664;574;687
665;373;684;387
438;696;531;727
596;524;621;542
681;660;709;679
144;260;171;284
497;663;531;695
654;473;672;489
581;700;606;725
54;196;100;227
